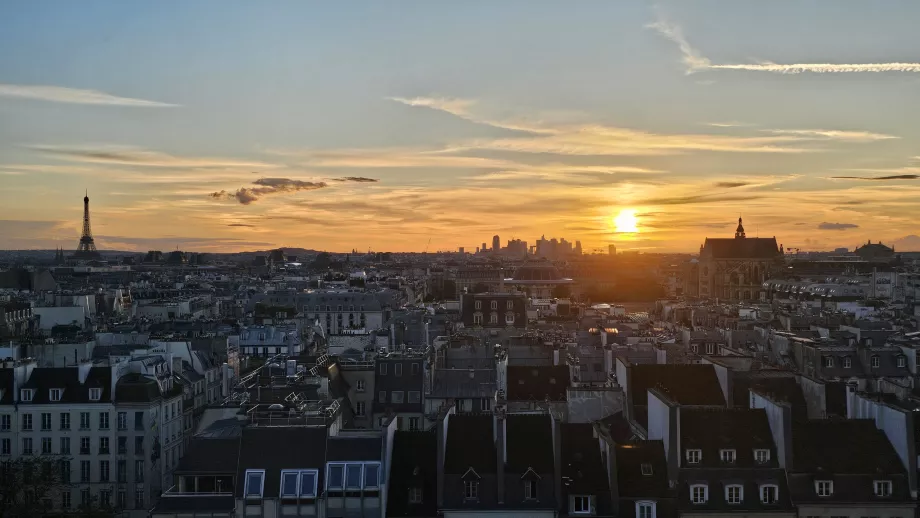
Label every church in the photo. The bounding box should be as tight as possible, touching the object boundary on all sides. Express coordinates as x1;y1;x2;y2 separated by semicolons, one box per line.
697;218;784;301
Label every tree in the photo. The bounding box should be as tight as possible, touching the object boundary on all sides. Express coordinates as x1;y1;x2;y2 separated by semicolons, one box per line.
0;455;70;517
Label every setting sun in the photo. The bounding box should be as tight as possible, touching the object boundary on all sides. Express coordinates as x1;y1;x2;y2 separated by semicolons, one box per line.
614;209;639;233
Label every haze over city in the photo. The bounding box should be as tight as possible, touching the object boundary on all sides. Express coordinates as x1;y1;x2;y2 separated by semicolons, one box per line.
2;1;920;253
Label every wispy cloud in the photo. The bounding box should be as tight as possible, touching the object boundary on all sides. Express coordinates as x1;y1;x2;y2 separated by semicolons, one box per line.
764;129;898;142
706;122;754;128
714;181;751;188
29;145;274;168
647;11;920;75
210;176;377;205
636;193;764;206
0;84;178;107
818;222;859;230
829;174;919;181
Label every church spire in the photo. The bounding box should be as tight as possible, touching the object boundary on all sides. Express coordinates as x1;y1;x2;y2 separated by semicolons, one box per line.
735;217;746;239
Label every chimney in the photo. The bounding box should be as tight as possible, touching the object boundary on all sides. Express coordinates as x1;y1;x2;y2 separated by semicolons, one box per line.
552;415;562;513
846;381;858;418
436;406;454;509
553;348;560;366
495;411;506;504
77;360;93;385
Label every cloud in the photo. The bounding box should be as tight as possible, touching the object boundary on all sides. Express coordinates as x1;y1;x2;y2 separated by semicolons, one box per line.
714;181;751;188
0;84;177;107
209;176;377;205
386;96;476;118
29;145;274;168
706;122;754;128
647;12;920;75
829;174;919;181
227;223;255;228
637;193;764;206
818;222;859;230
764;129;898;142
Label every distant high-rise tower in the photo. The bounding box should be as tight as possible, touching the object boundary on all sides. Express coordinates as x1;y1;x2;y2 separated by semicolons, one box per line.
609;244;617;255
74;191;102;260
492;235;500;253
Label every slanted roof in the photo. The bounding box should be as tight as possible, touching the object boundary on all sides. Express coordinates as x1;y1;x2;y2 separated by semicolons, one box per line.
234;426;328;498
629;364;725;406
327;436;382;462
21;367;112;404
561;423;611;514
506;415;553;473
176;437;240;474
701;237;781;259
444;414;496;474
792;419;904;474
679;408;778;468
615;440;669;498
386;431;437;517
507;365;569;401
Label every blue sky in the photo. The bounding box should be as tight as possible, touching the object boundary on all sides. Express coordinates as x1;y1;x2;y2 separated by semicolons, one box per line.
1;1;919;252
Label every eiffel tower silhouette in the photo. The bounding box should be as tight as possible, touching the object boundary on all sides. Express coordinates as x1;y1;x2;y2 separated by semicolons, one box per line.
74;190;102;260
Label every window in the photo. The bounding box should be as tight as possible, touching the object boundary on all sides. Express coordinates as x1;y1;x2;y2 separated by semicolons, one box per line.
61;491;71;509
61;437;70;455
135;460;144;482
118;436;127;454
20;389;34;402
473;313;483;325
871;355;880;368
280;470;300;498
41;413;51;431
134;412;144;431
874;480;892;497
409;417;420;431
299;471;318;498
1;438;9;455
117;412;127;430
345;464;363;489
244;469;266;498
760;484;778;504
491;300;498;310
844;356;852;368
409;487;423;504
356;380;366;392
327;464;345;490
686;449;701;464
636;501;656;518
411;363;420;375
524;480;537;500
49;389;63;402
572;495;591;513
99;437;109;454
22;413;32;430
408;391;421;403
481;398;492;411
505;313;515;325
1;414;9;431
364;463;380;488
706;343;715;355
60;460;71;483
395;363;403;376
816;480;833;497
392;391;404;404
754;449;770;463
81;489;90;507
134;488;144;509
60;412;70;430
99;460;110;482
355;401;366;417
379;391;387;403
99;412;110;430
42;437;52;454
22;437;33;455
474;301;482;310
100;490;111;508
897;356;906;368
641;463;653;476
134;437;144;454
720;449;736;463
464;480;479;500
89;388;102;401
80;412;90;430
80;461;91;482
726;484;743;504
490;312;498;324
118;460;126;483
380;363;388;375
690;484;708;504
824;356;834;368
79;437;90;455
117;490;126;510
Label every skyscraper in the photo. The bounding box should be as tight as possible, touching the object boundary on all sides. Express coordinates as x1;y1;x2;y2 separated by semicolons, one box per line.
492;235;501;253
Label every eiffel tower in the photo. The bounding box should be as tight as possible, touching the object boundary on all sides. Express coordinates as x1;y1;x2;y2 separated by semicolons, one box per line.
73;191;102;260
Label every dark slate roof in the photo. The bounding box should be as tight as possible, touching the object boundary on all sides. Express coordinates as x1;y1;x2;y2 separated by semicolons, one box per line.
679;408;779;469
507;365;570;401
152;495;235;513
629;364;725;406
748;376;808;422
701;237;781;259
235;426;328;498
326;436;382;462
21;367;112;404
0;369;13;404
386;431;438;517
176;437;240;474
115;373;162;403
677;468;793;512
561;423;612;515
506;415;554;473
615;440;669;499
596;411;637;443
792;419;904;473
444;414;496;474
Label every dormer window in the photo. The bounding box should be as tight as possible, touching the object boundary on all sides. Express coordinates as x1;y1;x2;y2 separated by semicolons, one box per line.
897;356;906;368
690;484;708;504
871;355;880;368
815;480;833;497
474;301;481;310
571;495;593;514
754;449;770;463
843;356;852;368
706;343;714;355
725;484;743;504
280;469;318;498
690;344;698;354
640;463;653;476
490;301;498;310
20;389;34;402
824;356;834;368
523;479;537;500
720;449;736;463
243;469;265;499
49;389;63;402
874;480;892;497
636;501;656;518
464;480;479;501
759;484;778;504
409;487;423;504
686;449;701;464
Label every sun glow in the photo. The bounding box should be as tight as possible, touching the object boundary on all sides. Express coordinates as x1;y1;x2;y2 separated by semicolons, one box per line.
614;209;639;233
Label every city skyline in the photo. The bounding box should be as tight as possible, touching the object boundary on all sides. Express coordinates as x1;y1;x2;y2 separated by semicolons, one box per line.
2;1;920;253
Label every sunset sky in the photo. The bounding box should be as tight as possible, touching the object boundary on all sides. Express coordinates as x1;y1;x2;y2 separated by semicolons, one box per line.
2;1;919;253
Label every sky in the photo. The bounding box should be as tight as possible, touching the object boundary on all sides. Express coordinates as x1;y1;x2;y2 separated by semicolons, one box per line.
1;1;919;253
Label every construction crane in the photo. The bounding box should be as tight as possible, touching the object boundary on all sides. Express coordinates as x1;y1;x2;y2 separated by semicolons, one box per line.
423;237;431;254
